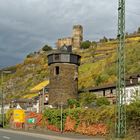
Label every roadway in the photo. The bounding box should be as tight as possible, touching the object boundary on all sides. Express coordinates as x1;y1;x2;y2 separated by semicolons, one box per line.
0;129;105;140
0;129;50;140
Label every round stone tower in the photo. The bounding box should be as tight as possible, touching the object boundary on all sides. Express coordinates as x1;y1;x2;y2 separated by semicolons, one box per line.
47;46;81;106
72;25;83;48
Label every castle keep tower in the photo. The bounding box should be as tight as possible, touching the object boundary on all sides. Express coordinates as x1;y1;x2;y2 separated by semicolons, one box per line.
47;46;81;106
72;25;83;48
56;25;83;49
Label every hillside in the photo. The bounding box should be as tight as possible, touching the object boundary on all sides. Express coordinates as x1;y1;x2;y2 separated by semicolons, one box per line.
79;39;140;89
0;53;49;100
1;37;140;100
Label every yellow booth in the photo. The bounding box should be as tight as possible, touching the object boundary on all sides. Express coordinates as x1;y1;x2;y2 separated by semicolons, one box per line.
13;109;25;123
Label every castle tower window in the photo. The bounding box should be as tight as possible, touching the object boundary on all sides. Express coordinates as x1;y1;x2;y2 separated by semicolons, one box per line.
55;66;59;75
54;54;60;61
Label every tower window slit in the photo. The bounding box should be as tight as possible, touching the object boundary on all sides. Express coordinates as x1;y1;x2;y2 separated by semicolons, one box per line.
55;66;59;75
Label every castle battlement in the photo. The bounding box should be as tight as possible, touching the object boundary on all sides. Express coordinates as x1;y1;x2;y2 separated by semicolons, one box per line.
73;25;83;29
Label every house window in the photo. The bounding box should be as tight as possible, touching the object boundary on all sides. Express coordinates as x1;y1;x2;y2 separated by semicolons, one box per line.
55;66;59;75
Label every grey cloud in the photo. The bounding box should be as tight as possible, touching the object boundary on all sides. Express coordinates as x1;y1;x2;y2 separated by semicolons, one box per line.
0;0;140;68
0;53;22;68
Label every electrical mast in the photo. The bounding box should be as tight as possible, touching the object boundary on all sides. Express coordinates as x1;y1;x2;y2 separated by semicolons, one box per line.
116;0;126;138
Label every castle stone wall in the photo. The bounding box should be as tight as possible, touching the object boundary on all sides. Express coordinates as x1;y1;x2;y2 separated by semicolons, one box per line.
57;37;73;49
56;25;83;49
49;63;78;106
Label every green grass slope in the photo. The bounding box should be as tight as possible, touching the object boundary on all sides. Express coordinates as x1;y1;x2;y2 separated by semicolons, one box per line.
78;40;140;89
0;39;140;99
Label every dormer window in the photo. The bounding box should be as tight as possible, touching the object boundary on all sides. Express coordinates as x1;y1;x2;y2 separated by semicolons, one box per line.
138;75;140;83
129;76;133;84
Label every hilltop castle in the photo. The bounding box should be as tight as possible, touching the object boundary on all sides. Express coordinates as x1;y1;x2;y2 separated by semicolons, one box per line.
56;25;83;49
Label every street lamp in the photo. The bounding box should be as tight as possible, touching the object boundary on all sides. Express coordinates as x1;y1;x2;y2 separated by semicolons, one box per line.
1;70;12;127
60;102;63;133
42;87;45;113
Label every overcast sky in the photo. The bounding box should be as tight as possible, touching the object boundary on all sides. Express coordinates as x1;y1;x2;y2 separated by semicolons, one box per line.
0;0;139;68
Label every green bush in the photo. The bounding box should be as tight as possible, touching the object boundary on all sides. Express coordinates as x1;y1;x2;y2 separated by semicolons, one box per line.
96;97;110;106
43;102;140;138
99;36;108;43
5;109;13;124
81;41;91;49
126;101;140;124
67;99;80;108
43;107;115;130
43;108;67;129
79;92;96;107
26;53;34;58
42;45;52;52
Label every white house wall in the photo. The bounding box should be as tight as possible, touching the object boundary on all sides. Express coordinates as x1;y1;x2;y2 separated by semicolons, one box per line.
125;85;140;104
0;104;10;114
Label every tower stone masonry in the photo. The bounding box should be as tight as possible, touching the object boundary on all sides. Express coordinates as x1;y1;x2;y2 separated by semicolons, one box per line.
47;46;81;106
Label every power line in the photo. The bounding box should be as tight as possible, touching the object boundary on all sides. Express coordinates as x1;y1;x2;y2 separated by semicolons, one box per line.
126;10;140;16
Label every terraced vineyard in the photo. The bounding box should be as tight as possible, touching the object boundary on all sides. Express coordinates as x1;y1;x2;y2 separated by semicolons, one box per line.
0;38;140;99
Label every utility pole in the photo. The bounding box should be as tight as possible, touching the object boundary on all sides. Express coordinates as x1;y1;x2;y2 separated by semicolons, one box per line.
42;87;45;113
1;70;12;127
60;102;63;133
116;0;126;138
1;72;4;127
